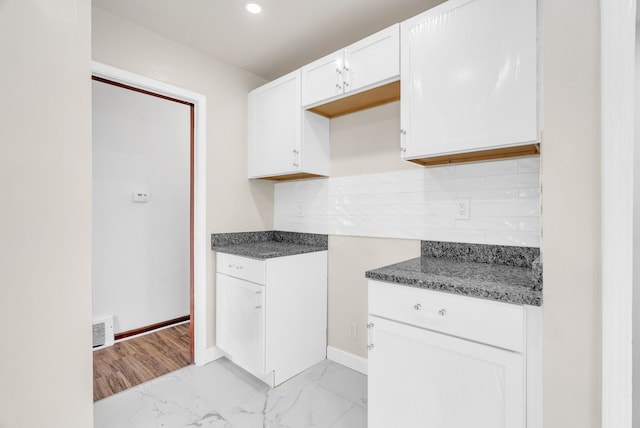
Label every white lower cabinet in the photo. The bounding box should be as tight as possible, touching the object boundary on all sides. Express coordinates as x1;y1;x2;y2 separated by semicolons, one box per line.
216;251;327;387
215;274;266;376
368;280;541;428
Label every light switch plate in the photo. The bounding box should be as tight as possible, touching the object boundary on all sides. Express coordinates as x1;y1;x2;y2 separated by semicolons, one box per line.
133;192;149;203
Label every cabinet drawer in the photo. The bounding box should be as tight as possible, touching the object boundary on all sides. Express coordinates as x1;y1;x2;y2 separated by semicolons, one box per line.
216;253;266;285
369;280;524;352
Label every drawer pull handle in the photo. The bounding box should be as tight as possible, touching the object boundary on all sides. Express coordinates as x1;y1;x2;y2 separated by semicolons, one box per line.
255;305;262;309
367;322;374;329
368;344;375;350
236;266;243;270
228;264;235;268
438;309;447;316
414;303;422;311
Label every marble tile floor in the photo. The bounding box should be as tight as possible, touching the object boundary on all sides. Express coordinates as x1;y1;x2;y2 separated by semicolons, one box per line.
94;357;367;428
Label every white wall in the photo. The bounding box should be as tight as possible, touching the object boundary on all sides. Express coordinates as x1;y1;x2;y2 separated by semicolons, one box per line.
0;1;93;427
92;7;271;348
542;1;602;426
92;80;191;333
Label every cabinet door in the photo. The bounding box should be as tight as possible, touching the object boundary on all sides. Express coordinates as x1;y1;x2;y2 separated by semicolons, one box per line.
368;316;524;428
401;0;537;159
300;50;344;107
344;24;399;94
248;70;301;178
216;273;266;375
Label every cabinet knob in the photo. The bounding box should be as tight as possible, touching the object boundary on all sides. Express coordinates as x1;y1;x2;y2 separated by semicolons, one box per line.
438;309;447;316
414;303;422;311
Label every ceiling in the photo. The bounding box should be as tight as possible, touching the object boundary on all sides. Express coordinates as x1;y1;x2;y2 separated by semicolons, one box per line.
92;0;445;80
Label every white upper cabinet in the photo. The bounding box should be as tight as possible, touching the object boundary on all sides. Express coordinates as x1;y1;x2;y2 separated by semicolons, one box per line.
300;49;344;109
248;69;330;180
301;24;400;108
400;0;538;161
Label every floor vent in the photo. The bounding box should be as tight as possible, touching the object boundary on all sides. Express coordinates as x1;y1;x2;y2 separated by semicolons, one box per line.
93;317;114;350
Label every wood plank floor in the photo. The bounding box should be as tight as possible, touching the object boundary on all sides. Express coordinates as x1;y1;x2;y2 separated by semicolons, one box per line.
93;323;191;401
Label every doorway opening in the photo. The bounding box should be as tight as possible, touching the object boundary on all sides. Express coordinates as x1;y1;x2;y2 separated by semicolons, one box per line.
91;75;195;400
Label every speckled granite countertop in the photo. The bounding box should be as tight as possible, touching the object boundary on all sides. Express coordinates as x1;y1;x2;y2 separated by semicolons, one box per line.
366;241;542;306
211;231;328;259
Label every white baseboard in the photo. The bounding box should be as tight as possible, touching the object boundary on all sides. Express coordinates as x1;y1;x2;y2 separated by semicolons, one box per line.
327;346;368;375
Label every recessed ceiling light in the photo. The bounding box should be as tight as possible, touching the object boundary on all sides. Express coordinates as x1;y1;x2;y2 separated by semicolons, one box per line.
246;1;262;14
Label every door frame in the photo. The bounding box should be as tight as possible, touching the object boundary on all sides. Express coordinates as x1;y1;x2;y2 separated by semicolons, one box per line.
92;61;210;365
601;1;635;427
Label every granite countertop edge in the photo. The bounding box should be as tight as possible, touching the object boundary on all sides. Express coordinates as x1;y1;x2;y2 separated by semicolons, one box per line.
211;231;328;260
366;255;542;307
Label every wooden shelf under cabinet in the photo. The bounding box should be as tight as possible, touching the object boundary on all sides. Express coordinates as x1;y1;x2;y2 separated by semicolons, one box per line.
406;143;540;167
256;172;328;181
307;81;400;119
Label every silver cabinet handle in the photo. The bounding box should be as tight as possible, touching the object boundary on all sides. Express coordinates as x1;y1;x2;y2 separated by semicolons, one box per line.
438;309;447;316
335;64;343;93
342;65;350;91
367;321;375;351
255;305;262;309
414;303;422;310
292;148;300;168
400;129;408;153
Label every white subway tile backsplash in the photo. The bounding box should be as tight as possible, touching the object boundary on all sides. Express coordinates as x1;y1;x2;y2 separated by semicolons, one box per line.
424;166;456;180
517;156;541;173
471;201;540;217
455;159;518;177
426;176;487;192
518;187;541;201
274;159;541;247
489;231;541;247
485;173;540;189
455;188;518;201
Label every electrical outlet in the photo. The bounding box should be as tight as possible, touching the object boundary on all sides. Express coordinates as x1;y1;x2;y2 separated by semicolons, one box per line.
348;322;357;338
455;198;470;220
